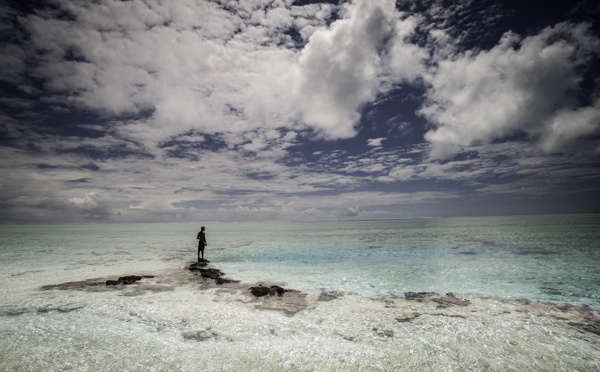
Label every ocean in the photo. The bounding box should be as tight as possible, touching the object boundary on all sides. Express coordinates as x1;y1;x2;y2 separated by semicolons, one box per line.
1;214;599;371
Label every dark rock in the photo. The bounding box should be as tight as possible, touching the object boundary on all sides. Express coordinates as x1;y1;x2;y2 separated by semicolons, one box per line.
250;284;289;297
190;266;237;285
41;279;105;290
43;275;151;290
215;277;240;285
250;285;271;297
270;285;287;296
105;275;144;286
199;268;224;279
189;261;209;271
117;275;143;285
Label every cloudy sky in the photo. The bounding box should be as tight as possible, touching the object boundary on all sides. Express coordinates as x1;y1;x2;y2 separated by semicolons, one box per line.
1;0;599;223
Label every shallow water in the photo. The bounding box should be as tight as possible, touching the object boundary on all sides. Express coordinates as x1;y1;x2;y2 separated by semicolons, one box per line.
1;215;599;370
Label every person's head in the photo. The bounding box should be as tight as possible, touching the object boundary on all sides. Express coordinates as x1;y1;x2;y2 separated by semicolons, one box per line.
201;226;205;231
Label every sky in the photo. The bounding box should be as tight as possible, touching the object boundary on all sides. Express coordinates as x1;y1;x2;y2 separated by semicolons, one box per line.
0;0;599;223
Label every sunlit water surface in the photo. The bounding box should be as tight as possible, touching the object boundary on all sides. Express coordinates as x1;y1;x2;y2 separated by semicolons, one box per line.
1;215;599;370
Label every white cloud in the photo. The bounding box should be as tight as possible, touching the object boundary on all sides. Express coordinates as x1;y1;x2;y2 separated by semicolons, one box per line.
11;0;428;149
367;137;386;147
69;192;101;207
19;1;294;145
67;192;113;220
2;1;599;223
385;15;427;83
421;22;600;159
538;100;600;153
345;206;360;216
294;0;425;139
385;166;415;181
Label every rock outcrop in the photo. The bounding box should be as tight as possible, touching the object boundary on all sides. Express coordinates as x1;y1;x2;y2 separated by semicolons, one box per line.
187;262;239;285
41;275;154;290
250;284;288;297
106;275;151;286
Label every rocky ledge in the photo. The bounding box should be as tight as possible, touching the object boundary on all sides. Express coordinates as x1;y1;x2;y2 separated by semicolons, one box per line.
186;260;315;314
106;275;155;286
187;259;240;285
249;284;288;297
41;275;155;290
38;259;600;332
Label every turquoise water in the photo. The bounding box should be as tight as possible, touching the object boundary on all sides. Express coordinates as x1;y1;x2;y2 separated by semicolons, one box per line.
1;214;599;371
212;214;600;306
1;214;599;305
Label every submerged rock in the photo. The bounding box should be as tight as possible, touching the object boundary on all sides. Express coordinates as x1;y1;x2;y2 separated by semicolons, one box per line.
556;303;600;336
404;291;471;308
404;292;438;301
432;293;471;308
41;278;106;291
318;291;344;301
372;327;394;337
182;328;218;341
395;312;421;323
42;274;154;290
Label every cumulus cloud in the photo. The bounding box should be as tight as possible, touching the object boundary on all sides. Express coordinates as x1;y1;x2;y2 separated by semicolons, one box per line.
345;206;360;217
68;192;113;220
10;0;426;150
295;0;426;139
295;0;394;138
421;22;600;159
538;100;600;153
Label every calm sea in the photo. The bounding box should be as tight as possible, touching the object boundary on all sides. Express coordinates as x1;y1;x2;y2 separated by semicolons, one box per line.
1;214;599;370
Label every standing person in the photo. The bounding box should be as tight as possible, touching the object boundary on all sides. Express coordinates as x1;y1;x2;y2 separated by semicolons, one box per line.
196;226;207;261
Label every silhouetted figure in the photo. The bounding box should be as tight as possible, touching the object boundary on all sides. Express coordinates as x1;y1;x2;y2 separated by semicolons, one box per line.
197;226;207;261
